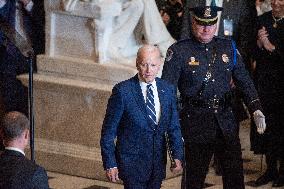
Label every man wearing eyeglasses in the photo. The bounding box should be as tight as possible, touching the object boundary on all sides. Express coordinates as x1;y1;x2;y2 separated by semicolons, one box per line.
100;45;184;189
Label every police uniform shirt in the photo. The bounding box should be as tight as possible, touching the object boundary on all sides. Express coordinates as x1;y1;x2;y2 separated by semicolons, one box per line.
162;37;261;113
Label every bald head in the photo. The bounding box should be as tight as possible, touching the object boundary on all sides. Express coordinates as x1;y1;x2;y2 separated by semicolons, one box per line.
136;45;161;64
1;111;29;142
136;45;162;83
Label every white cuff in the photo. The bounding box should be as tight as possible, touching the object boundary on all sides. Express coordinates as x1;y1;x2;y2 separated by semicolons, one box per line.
107;167;117;171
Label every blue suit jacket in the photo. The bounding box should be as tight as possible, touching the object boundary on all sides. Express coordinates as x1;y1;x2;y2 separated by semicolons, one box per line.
0;149;49;189
100;75;183;182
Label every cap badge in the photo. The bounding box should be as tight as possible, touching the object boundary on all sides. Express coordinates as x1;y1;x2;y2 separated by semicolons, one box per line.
188;57;199;65
204;7;211;18
222;54;229;63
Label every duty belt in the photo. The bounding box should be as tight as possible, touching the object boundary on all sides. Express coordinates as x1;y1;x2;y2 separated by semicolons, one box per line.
184;97;227;109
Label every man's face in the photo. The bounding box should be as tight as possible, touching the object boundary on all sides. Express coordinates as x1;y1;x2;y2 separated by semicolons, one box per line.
271;0;284;16
191;18;217;43
136;49;161;83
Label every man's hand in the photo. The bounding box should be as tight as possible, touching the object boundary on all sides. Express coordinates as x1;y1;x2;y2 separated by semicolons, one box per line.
253;110;266;134
106;168;119;182
170;159;183;174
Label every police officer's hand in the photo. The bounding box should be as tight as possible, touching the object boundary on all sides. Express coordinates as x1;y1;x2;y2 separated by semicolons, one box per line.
106;167;119;182
170;159;183;174
253;110;266;134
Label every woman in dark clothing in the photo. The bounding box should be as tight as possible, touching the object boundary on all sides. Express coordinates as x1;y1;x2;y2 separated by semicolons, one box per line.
251;0;284;187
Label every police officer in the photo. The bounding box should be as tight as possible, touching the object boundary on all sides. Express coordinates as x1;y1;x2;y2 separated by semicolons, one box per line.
162;6;267;189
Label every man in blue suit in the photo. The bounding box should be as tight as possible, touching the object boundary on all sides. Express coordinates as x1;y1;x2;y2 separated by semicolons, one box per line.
100;45;184;189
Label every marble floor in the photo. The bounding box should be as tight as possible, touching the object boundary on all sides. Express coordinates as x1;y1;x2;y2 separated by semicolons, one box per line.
47;119;281;189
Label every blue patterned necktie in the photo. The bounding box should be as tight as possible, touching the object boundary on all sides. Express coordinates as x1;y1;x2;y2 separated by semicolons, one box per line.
146;84;157;125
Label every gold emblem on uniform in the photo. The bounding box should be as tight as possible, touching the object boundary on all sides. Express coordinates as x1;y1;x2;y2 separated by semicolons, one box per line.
222;54;229;63
188;57;199;65
204;7;211;18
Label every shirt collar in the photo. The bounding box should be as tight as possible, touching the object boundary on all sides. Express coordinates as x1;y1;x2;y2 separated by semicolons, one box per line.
5;147;25;156
138;76;157;89
192;36;216;48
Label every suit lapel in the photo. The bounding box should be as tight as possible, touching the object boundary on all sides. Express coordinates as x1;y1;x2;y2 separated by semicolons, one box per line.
156;79;166;127
131;75;155;129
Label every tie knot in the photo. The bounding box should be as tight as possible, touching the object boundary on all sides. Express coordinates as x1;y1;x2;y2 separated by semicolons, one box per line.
147;84;152;90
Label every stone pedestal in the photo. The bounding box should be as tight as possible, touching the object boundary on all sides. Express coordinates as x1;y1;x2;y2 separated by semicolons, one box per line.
18;0;175;181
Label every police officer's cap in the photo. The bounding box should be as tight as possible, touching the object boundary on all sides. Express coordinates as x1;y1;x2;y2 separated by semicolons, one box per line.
189;6;223;26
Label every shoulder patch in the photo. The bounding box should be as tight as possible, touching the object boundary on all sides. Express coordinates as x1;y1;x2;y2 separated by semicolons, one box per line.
165;49;174;61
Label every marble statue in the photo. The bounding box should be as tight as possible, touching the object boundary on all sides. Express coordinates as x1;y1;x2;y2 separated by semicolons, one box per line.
62;0;175;63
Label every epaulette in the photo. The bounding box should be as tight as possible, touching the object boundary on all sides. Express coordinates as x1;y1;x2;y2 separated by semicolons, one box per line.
169;38;193;48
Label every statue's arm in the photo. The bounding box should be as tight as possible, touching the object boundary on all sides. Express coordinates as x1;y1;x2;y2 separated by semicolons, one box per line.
62;0;78;11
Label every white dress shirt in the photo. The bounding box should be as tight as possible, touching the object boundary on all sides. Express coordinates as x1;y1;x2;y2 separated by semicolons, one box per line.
5;147;25;156
139;79;161;124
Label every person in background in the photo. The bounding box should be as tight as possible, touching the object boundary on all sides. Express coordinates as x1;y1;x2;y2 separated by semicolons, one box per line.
160;8;171;26
165;0;184;40
162;6;266;189
0;0;45;117
250;0;284;187
0;0;45;62
0;111;49;189
256;0;272;16
100;45;183;189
